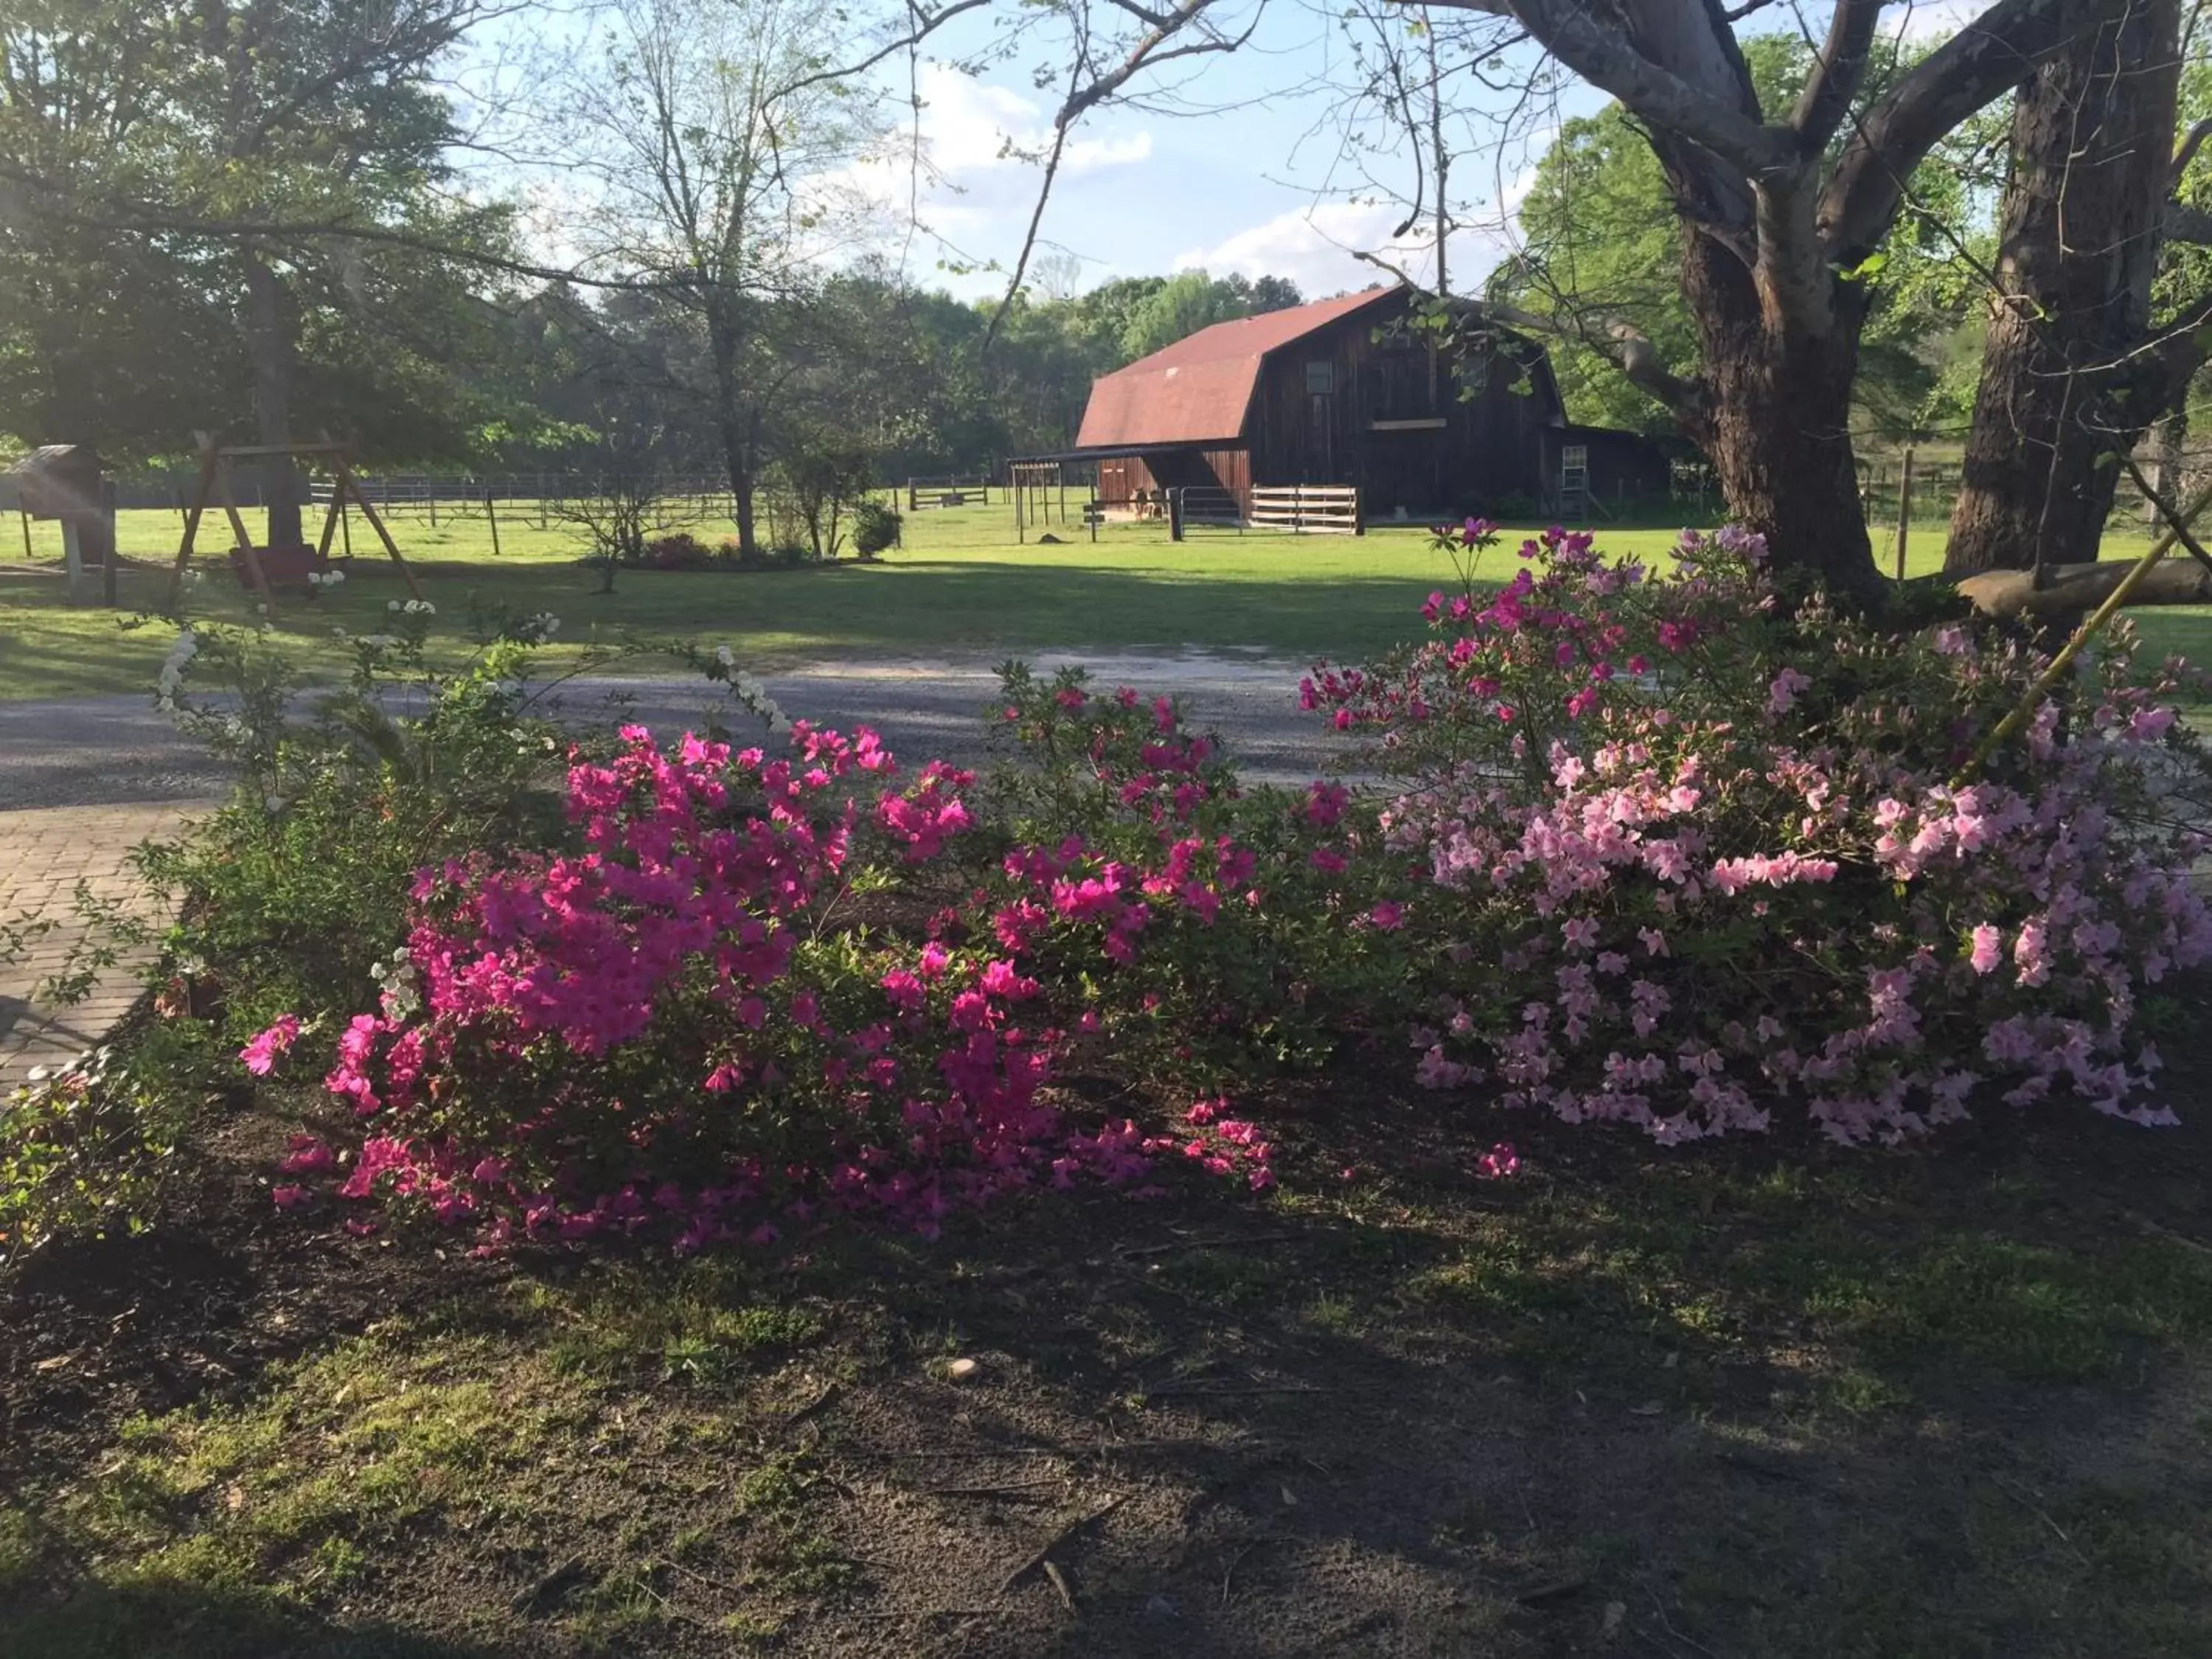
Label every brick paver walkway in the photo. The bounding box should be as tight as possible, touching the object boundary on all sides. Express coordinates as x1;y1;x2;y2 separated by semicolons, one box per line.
0;802;210;1085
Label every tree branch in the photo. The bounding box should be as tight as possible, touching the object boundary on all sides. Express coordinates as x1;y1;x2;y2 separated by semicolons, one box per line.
1820;0;2108;262
773;0;994;100
2174;115;2212;185
983;0;1259;347
1421;0;1795;177
1478;296;1707;423
1789;0;1883;152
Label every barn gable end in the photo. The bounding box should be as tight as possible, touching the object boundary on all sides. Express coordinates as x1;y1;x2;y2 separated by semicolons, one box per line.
1068;284;1670;524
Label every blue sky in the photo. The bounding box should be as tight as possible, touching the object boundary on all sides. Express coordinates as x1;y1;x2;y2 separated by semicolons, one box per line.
866;10;1588;302
489;1;1975;306
853;0;1975;303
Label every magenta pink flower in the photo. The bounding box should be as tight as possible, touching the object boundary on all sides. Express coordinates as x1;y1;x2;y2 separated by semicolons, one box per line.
1370;900;1405;931
240;1015;302;1076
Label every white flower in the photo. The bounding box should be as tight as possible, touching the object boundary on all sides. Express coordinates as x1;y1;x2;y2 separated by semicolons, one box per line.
325;569;344;585
715;644;734;667
255;602;269;616
388;599;402;612
331;626;347;639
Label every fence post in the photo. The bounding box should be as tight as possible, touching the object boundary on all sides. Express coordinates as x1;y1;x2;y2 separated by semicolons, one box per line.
1893;445;1916;582
486;487;502;557
1169;488;1185;542
428;487;438;527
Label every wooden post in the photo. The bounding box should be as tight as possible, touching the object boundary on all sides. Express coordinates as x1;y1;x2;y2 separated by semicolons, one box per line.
486;486;503;557
338;475;426;600
169;443;220;608
428;486;438;528
1892;447;1915;580
314;459;350;566
215;456;278;610
1169;488;1185;542
18;508;31;562
101;479;119;608
538;476;549;530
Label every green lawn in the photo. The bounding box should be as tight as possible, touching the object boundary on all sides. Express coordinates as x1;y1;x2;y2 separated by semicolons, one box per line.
0;498;2202;701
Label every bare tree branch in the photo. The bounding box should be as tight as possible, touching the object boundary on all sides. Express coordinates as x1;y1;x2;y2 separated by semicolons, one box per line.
984;0;1263;347
774;0;995;98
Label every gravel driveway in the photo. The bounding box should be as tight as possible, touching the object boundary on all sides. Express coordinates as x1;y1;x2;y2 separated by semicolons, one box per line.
0;651;1354;811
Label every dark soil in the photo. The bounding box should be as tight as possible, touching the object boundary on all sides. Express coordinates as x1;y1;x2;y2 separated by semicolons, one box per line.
4;1064;2211;1658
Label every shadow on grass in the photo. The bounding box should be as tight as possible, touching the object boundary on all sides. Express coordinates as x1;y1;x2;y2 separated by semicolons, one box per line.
2;1574;506;1659
6;1053;2212;1658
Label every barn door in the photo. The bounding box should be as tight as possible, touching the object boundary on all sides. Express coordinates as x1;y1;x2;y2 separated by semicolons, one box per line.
1303;360;1336;481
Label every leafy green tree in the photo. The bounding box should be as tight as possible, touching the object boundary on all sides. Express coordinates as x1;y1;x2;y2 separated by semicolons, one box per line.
1118;268;1304;358
0;0;521;536
1495;34;1991;443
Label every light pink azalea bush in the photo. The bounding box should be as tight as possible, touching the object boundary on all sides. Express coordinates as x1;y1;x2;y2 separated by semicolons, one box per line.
1312;524;2212;1143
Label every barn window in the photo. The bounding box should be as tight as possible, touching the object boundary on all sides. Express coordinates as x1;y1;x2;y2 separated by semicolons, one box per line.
1304;360;1335;395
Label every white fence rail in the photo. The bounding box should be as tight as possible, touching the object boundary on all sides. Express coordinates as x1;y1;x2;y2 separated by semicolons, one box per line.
1248;484;1360;535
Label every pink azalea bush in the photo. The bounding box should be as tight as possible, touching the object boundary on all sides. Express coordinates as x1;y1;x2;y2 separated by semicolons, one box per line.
255;723;1191;1247
234;524;2212;1253
1312;524;2212;1143
978;664;1413;1079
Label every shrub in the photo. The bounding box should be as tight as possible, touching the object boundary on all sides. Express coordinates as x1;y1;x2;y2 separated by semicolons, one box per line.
0;1040;195;1270
251;726;1174;1247
1312;524;2212;1143
850;500;901;558
643;532;715;571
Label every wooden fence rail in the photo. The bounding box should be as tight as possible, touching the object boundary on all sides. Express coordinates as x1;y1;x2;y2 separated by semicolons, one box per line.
1247;484;1361;536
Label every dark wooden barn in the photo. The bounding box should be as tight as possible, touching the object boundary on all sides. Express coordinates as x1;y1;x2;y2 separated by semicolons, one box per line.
1069;285;1672;525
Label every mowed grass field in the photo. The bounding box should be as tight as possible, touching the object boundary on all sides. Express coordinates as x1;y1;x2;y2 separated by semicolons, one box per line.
0;495;2200;701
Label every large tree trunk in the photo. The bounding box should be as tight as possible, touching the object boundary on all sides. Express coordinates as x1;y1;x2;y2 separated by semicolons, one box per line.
708;310;761;558
1680;231;1882;601
1944;0;2181;576
243;253;306;550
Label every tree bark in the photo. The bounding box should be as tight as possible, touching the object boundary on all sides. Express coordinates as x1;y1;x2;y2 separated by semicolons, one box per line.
1945;0;2181;576
1680;230;1880;599
709;308;759;557
243;252;306;549
2148;405;2187;526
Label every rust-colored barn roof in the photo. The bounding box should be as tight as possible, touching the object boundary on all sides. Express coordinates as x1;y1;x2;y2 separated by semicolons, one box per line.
1073;286;1402;451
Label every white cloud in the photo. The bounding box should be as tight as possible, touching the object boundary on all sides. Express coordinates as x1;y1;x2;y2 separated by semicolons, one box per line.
878;63;1152;183
1882;0;1979;42
1175;180;1537;298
